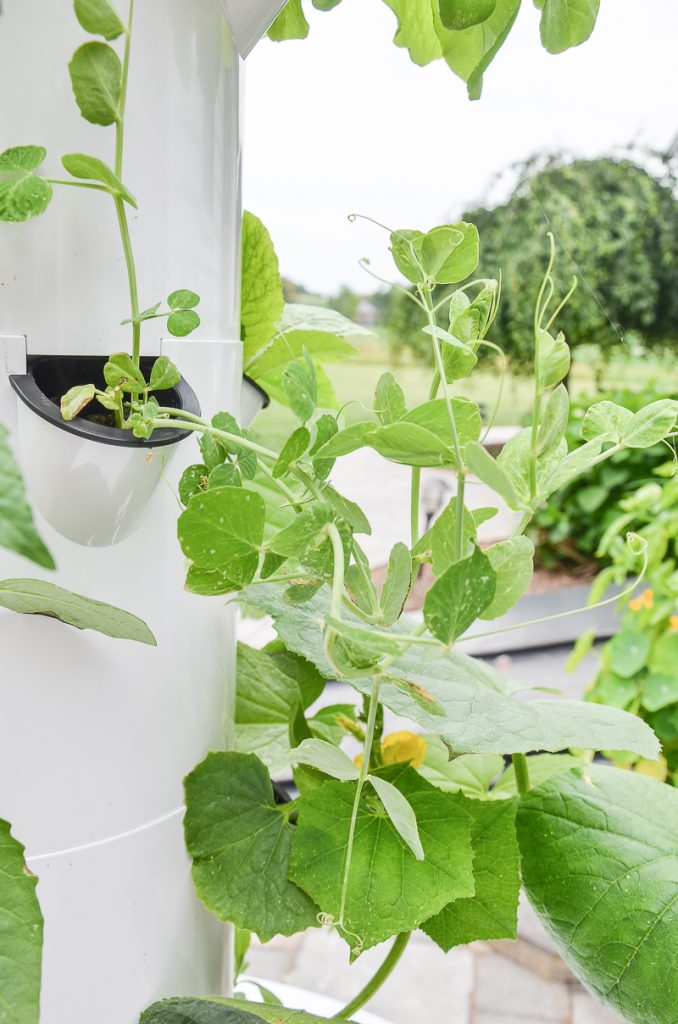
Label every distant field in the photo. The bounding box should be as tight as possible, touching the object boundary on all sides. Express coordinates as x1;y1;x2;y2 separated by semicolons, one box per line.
252;344;677;447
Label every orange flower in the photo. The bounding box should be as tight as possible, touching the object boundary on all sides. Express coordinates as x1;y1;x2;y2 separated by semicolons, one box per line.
630;588;654;611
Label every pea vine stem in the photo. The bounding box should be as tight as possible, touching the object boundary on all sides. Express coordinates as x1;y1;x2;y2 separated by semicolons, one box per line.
332;932;411;1019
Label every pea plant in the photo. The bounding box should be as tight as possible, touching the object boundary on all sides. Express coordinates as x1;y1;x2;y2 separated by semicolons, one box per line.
141;223;678;1024
0;0;202;431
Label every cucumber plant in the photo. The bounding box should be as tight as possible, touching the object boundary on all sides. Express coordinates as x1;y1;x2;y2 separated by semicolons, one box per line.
139;221;678;1024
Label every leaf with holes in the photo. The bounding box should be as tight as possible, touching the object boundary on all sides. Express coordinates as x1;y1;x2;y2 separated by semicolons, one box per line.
178;486;264;590
424;546;496;643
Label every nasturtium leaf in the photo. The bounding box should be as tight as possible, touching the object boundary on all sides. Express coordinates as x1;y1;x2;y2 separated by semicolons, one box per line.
620;399;678;449
149;355;181;391
179;465;209;506
0;821;43;1024
436;0;521;99
291;739;359;782
465;440;523;510
0;146;47;173
582;400;633;443
69;41;122;125
538;0;600;54
642;674;678;713
289;767;474;949
0;172;52;222
103;351;146;393
381;0;444;66
273;427;310;479
268;0;310;41
649;633;678;676
424;546;496;643
419;740;504;797
439;0;497;29
519;765;678;1024
588;670;639;711
74;0;126;39
178;486;265;588
480;536;534;620
492;752;585;796
282;358;317;422
241;211;285;362
538;384;569;454
374;372;407;425
380;542;412;625
167;309;200;337
423;798;519;949
140;1000;267;1024
168;289;200;310
184;753;319;943
0;578;156;643
60;383;96;421
367;773;424;860
61;153;136;206
609;630;650;678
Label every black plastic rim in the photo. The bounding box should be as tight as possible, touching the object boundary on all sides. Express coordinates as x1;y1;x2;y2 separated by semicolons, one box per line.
243;373;270;410
10;355;201;449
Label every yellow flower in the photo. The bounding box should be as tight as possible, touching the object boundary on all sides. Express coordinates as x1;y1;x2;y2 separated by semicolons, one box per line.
354;753;364;770
634;755;668;783
670;615;678;631
630;588;654;611
381;731;427;768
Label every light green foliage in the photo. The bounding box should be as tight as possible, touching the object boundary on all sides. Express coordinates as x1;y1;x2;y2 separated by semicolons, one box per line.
184;753;319;942
241;212;285;362
0;822;43;1024
60;383;97;421
289;767;474;949
366;773;424;859
536;0;600;54
519;766;678;1023
142;1000;355;1024
380;543;412;625
104;352;146;393
282;355;318;422
0;578;156;644
423;798;520;949
0;426;54;568
69;41;122;125
439;0;497;29
390;223;479;284
268;0;310;40
480;537;534;619
419;743;504;796
61;153;136;205
74;0;126;40
0;146;53;222
424;546;496;642
178;487;265;593
492;752;585;796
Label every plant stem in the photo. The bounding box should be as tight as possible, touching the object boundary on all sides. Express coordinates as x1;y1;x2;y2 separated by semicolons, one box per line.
116;0;135;179
150;415;280;461
410;467;421;547
512;753;531;796
115;195;141;364
529;235;556;502
327;523;346;619
332;932;411;1019
338;678;380;933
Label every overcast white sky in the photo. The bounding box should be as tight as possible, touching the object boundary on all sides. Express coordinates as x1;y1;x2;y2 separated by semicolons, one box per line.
243;0;678;294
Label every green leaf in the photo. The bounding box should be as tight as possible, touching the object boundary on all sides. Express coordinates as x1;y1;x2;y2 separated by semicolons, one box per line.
0;146;47;173
314;422;376;459
60;383;96;421
247;305;363;379
0;578;156;643
243;585;660;760
69;42;122;125
367;773;424;860
241;212;285;363
380;542;412;625
582;400;633;443
539;437;605;498
103;351;146;393
519;765;678;1023
422;222;480;284
184;753;319;943
439;0;497;29
309;415;337;480
400;397;482;454
74;0;126;39
424;546;496;643
423;798;520;949
538;384;569;454
370;421;455;467
282;357;317;422
492;752;586;796
268;503;334;559
149;355;181;391
465;440;523;510
620;399;678;449
609;631;650;678
480;536;534;620
374;372;407;425
168;289;200;310
179;465;209;506
538;0;600;54
425;500;484;576
0;429;54;567
167;309;200;337
61;153;136;206
178;486;265;589
419;741;504;797
272;427;310;478
289;767;474;949
0;171;52;222
537;329;571;388
381;0;444;66
0;821;42;1024
642;674;678;713
268;0;310;40
291;739;359;781
436;0;521;99
142;999;355;1024
649;633;678;676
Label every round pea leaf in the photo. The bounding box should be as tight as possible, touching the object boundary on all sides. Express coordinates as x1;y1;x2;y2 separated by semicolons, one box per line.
167;309;201;337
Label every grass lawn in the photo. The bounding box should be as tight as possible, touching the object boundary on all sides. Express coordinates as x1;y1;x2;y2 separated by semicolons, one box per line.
252;345;677;447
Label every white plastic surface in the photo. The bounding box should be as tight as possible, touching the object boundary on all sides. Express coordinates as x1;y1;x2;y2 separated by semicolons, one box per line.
0;0;243;353
241;377;269;428
239;979;391;1023
222;0;288;57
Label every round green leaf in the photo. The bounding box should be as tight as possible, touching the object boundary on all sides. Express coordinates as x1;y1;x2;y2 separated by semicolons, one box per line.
149;355;181;391
167;309;200;337
60;383;96;421
103;351;146;393
439;0;497;29
167;289;200;310
74;0;126;40
519;765;678;1024
0;175;52;222
0;146;47;173
68;42;122;126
